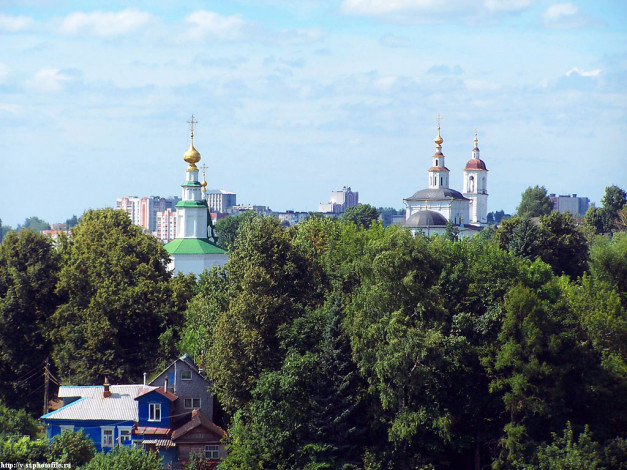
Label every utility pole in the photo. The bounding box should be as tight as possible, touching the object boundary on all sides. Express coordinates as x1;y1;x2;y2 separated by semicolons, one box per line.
43;358;49;416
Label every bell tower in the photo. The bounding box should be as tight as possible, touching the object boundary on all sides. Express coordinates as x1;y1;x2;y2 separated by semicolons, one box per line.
462;129;488;225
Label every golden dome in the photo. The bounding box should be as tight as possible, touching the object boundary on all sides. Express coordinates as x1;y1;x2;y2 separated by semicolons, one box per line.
184;144;200;171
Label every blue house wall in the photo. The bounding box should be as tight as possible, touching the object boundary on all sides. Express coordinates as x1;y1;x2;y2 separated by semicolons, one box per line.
44;419;134;453
137;390;173;428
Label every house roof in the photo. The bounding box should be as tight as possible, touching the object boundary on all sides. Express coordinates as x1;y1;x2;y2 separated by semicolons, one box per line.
42;385;145;421
149;354;210;386
136;385;178;402
171;409;227;442
142;439;175;448
135;426;172;436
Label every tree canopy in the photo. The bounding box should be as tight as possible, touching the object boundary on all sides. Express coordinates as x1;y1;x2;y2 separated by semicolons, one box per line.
516;185;553;218
50;208;187;384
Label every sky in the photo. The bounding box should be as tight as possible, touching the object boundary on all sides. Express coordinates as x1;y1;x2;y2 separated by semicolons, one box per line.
0;0;626;227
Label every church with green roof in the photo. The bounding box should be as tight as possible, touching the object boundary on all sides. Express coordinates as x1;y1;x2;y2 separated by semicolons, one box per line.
164;116;228;275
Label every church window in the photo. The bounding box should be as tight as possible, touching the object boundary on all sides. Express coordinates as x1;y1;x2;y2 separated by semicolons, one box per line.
469;176;475;192
440;177;443;186
435;159;439;166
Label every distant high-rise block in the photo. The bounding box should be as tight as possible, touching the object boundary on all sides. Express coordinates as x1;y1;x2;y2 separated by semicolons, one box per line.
549;193;591;218
318;186;359;213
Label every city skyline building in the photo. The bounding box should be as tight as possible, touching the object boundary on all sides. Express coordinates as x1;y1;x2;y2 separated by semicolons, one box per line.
549;193;591;218
318;186;359;214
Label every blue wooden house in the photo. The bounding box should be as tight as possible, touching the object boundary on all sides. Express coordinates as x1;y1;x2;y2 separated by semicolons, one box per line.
41;356;227;469
41;379;137;452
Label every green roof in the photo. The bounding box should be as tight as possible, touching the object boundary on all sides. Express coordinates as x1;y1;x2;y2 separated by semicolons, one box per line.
181;181;202;187
164;238;227;255
176;200;207;208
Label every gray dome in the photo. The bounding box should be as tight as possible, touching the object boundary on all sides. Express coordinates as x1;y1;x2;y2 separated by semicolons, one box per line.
405;210;448;227
405;188;468;201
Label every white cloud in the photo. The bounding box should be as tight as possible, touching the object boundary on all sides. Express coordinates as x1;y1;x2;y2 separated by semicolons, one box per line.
340;0;532;20
24;68;76;92
0;103;21;114
182;10;246;42
59;8;152;37
566;67;601;77
0;13;32;32
484;0;532;13
542;3;587;28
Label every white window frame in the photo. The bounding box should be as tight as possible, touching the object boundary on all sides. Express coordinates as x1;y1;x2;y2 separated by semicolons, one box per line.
101;426;114;448
59;425;74;433
184;398;201;409
149;403;161;422
204;444;220;459
117;426;132;444
181;370;192;381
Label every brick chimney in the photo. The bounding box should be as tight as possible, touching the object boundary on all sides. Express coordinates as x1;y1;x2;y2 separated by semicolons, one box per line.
103;377;112;398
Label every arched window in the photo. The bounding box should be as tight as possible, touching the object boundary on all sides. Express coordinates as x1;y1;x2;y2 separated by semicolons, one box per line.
435;159;439;166
440;177;443;186
469;176;475;192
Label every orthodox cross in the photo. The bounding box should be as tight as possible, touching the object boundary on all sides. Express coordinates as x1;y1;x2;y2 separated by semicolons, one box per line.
187;115;198;140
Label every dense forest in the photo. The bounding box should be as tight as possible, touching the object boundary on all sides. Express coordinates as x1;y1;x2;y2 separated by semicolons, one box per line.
0;185;626;469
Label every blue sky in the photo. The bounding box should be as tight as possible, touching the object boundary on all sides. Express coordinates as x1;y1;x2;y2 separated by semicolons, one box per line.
1;0;625;227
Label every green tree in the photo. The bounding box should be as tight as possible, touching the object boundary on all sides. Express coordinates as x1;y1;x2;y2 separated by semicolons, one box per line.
0;436;47;464
49;429;95;467
206;216;319;412
65;214;79;229
0;218;13;243
215;211;261;251
17;216;50;233
0;230;59;413
536;211;589;279
51;208;180;384
341;204;380;229
0;400;39;437
495;217;541;261
585;185;627;234
83;446;162;470
588;233;627;305
521;423;602;470
516;186;553;218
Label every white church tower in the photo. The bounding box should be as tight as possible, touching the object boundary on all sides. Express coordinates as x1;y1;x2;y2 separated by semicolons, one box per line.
164;116;228;275
462;130;488;225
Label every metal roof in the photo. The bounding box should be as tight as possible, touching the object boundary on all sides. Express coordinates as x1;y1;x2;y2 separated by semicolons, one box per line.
43;385;150;421
404;188;468;202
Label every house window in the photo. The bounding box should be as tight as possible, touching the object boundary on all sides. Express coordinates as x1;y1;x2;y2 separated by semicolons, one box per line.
149;403;161;422
204;445;220;459
184;398;201;409
59;425;74;433
102;427;114;448
118;426;132;444
181;370;192;381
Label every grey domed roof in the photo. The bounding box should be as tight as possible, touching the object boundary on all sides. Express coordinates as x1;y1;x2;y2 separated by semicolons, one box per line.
405;210;448;227
404;187;468;202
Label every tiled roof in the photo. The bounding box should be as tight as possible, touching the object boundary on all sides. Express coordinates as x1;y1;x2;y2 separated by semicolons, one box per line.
43;385;158;421
172;409;227;442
